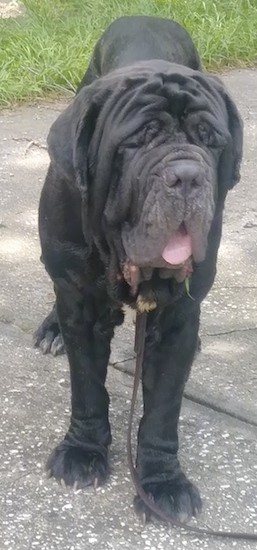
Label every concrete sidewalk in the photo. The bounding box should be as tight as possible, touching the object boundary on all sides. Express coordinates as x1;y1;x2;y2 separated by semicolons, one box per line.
1;69;257;550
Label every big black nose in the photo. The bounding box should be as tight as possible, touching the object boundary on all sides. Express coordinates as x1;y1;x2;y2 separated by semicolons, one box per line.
171;161;203;191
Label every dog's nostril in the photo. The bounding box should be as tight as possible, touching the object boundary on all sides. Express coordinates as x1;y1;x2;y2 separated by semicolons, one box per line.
172;162;202;191
173;178;182;187
191;178;199;188
172;175;200;189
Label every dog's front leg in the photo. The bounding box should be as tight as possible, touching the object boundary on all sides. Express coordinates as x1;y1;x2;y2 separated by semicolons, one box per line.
46;279;114;489
135;299;202;522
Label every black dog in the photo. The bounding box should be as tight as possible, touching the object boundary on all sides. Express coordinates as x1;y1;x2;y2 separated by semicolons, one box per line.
34;16;243;522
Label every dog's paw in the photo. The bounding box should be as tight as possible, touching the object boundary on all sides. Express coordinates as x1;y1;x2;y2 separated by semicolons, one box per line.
46;441;109;489
34;330;64;356
33;308;65;356
134;477;202;524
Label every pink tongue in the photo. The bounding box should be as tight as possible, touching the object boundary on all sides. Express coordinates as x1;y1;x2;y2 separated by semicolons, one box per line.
162;231;192;265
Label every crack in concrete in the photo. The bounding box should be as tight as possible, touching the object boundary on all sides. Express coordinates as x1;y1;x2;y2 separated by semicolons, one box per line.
184;392;257;429
112;361;257;429
204;327;257;337
110;357;135;367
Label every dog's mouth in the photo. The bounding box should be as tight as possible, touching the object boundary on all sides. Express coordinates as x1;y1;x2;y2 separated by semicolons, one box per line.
122;225;193;296
161;224;192;266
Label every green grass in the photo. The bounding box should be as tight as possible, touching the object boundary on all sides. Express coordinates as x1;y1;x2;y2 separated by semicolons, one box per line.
0;0;257;106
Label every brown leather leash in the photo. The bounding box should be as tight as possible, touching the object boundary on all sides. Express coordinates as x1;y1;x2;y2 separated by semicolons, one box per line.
127;311;257;541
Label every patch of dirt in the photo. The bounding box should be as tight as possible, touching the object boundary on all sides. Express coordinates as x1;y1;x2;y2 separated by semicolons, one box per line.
0;0;24;18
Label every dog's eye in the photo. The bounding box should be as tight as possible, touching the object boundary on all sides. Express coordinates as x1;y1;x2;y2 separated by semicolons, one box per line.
198;122;228;151
118;140;140;151
198;122;214;146
144;122;160;143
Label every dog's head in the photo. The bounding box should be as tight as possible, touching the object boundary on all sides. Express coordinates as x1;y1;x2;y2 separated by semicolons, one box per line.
48;61;243;294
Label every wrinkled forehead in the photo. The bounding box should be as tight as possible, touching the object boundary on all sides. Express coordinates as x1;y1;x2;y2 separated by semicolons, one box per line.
99;59;201;83
93;64;227;139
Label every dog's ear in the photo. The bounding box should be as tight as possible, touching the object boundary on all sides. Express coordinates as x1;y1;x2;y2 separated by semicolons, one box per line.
47;87;105;193
220;88;243;191
223;90;243;189
47;85;111;243
208;76;243;192
47;101;76;181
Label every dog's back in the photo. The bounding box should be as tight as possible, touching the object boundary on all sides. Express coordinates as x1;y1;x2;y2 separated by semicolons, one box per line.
78;16;201;90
